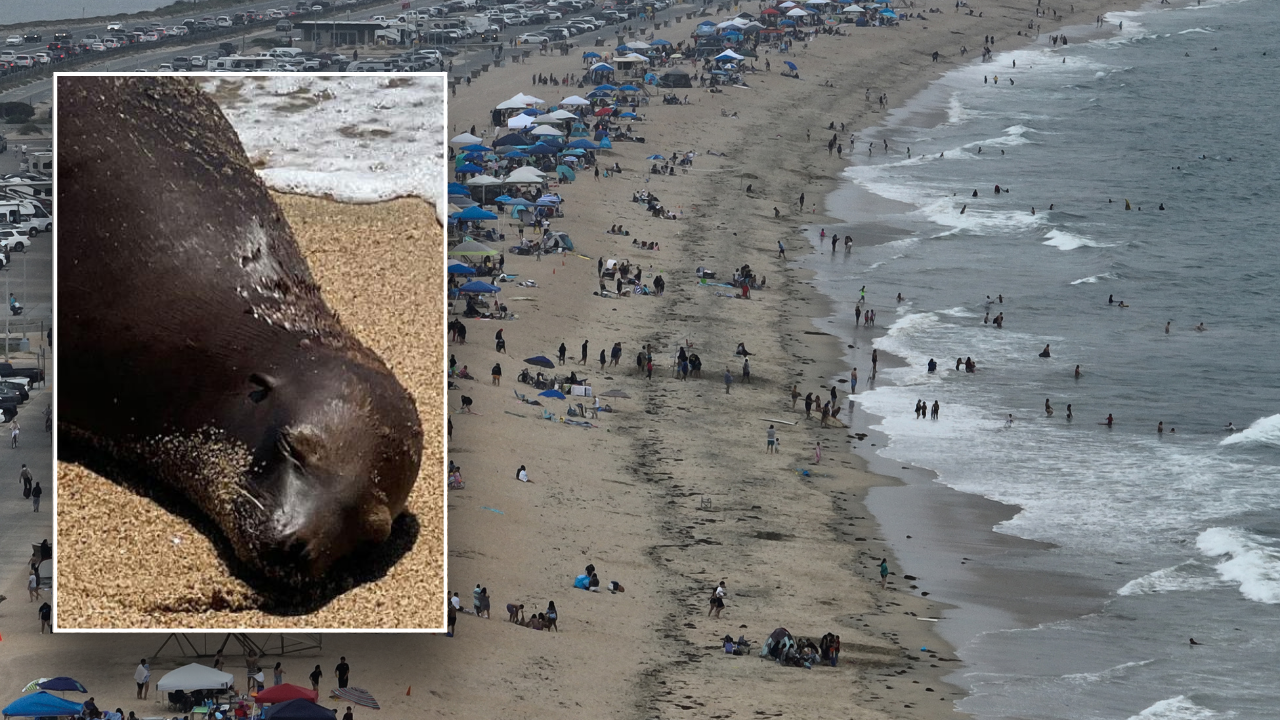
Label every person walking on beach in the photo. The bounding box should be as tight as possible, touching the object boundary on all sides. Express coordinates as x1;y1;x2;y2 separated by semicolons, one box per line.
791;385;800;410
335;657;350;689
767;425;777;453
31;482;41;512
777;240;786;259
724;368;733;394
581;340;589;364
599;349;607;370
931;400;940;420
814;440;822;465
879;559;889;589
19;463;32;498
850;368;858;393
871;349;878;378
742;358;751;384
558;342;567;365
309;665;322;691
273;662;285;686
491;363;502;386
804;393;813;418
135;659;151;700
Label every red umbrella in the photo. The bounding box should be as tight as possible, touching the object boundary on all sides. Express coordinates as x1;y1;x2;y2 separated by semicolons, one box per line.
762;7;780;13
256;684;319;704
594;106;613;116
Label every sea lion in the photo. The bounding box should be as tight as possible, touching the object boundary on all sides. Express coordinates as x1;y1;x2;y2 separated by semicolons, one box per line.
57;76;424;585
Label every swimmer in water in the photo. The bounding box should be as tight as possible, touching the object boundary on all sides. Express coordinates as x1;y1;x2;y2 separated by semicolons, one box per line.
1104;414;1114;427
1039;344;1051;358
1066;404;1073;420
1165;321;1171;334
1045;398;1054;416
1158;421;1164;434
1108;294;1115;304
1005;413;1014;427
1118;301;1129;308
1224;422;1236;432
1195;323;1207;331
1075;364;1082;379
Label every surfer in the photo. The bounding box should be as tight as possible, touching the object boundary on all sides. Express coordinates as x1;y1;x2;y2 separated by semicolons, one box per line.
1104;414;1114;427
1224;422;1236;432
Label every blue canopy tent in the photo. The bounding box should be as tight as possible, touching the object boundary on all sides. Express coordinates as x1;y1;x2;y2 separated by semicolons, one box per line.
447;182;471;196
594;84;618;92
494;133;528;146
458;281;501;294
779;19;796;25
651;39;672;46
456;163;484;174
263;699;337;720
503;150;531;159
619;84;642;92
527;143;558;155
3;692;84;717
459;144;492;152
586;90;613;100
567;139;598;149
447;263;477;275
520;107;543;116
583;51;601;59
452;206;499;221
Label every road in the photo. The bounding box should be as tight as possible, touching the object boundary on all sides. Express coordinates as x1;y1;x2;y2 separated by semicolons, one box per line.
0;1;700;106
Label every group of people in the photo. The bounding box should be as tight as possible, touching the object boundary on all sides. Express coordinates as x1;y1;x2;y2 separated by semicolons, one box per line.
506;600;559;631
914;399;940;419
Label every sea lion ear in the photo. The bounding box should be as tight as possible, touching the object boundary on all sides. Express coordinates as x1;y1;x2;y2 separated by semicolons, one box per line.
249;373;277;403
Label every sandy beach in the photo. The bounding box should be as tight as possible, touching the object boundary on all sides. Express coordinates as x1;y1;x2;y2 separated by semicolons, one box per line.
54;194;445;629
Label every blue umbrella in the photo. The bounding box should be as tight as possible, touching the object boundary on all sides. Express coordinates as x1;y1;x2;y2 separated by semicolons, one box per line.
452;206;499;220
619;84;642;92
536;198;559;206
784;60;798;71
567;139;598;149
651;39;672;46
447;182;471;195
456;162;484;174
462;152;485;161
780;19;796;25
538;388;567;399
458;280;501;294
504;150;531;159
615;44;633;52
594;84;618;91
880;8;897;15
3;692;83;717
646;154;666;160
527;143;557;155
620;112;639;118
525;355;556;369
37;678;88;694
521;107;543;116
460;144;492;152
583;51;601;58
448;263;477;275
494;194;515;202
507;198;536;207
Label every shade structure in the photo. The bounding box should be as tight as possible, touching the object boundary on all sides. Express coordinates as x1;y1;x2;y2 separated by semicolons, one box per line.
19;680;51;694
646;154;666;160
507;113;536;129
524;356;556;369
449;239;498;256
505;198;535;207
459;144;492;152
256;684;319;705
547;109;579;121
450;132;483;144
2;692;83;717
264;699;336;720
447;182;470;195
451;206;498;221
615;53;650;64
560;95;591;106
157;664;235;693
619;84;642;92
531;114;564;125
567;139;598;149
505;166;548;184
331;687;380;710
458;280;501;294
447;263;477;275
626;40;651;49
879;8;896;15
594;83;618;92
494;133;528;146
36;678;87;694
784;60;798;71
841;4;866;10
786;7;810;15
538;388;566;399
715;50;745;61
525;143;557;156
503;150;530;159
652;38;672;45
456;162;484;174
465;174;503;186
582;51;601;58
529;125;565;137
589;62;615;72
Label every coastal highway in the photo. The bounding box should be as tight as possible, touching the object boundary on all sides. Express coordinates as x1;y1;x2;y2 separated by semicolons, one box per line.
0;1;695;106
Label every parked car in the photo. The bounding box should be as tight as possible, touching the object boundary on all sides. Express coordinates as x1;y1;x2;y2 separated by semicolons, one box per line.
517;33;550;43
189;54;206;67
0;226;31;250
172;56;191;69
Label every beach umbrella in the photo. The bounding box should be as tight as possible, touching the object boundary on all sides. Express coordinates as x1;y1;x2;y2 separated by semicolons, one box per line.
627;40;651;49
786;7;810;16
256;684;319;705
530;125;565;137
460;144;492;152
567;139;598;149
651;39;672;45
524;356;556;369
582;51;601;59
599;389;632;399
532;114;565;125
503;150;531;159
450;132;483;144
494;133;528;146
779;19;796;25
526;143;557;156
465;174;503;186
447;182;471;195
451;206;498;221
35;678;88;695
784;60;798;71
19;680;52;693
779;1;797;6
841;4;866;10
447;263;477;275
538;388;567;399
456;162;484;174
461;152;486;162
879;8;896;15
449;239;497;256
761;7;780;13
2;692;83;717
264;699;336;720
560;94;591;106
715;50;745;60
458;280;501;294
646;154;666;160
593;106;614;116
547;109;579;121
594;83;618;92
331;687;380;710
589;62;615;72
619;84;642;92
520;107;544;116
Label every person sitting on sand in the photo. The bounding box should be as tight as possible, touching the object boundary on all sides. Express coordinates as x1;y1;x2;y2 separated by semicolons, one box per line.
608;580;625;593
528;613;543;630
735;342;751;356
458;365;474;380
517;465;530;483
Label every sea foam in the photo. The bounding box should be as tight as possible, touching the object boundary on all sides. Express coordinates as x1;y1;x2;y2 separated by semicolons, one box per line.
1196;527;1280;604
1126;696;1227;720
1218;413;1280;448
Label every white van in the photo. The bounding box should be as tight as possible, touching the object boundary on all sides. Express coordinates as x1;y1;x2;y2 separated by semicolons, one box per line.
0;200;51;235
267;47;304;58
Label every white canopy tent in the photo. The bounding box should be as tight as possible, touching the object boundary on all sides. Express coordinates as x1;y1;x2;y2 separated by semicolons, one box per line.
450;132;483;145
559;95;591;106
156;664;235;693
505;166;549;184
786;7;811;16
614;52;651;64
507;114;537;129
529;125;565;136
465;174;504;186
547;109;580;120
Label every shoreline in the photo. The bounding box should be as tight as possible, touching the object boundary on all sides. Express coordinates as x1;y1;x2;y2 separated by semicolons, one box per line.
798;0;1191;696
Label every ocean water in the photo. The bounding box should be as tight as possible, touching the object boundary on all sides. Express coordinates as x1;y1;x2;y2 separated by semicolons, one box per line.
0;0;177;25
807;1;1280;718
201;75;447;222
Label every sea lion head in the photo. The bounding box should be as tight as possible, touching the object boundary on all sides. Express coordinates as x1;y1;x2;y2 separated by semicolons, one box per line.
243;349;423;582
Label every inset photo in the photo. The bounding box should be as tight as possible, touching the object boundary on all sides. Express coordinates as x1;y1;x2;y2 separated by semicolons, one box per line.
55;73;446;630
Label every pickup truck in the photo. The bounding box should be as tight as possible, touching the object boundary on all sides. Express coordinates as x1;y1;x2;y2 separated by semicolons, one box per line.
0;363;43;385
